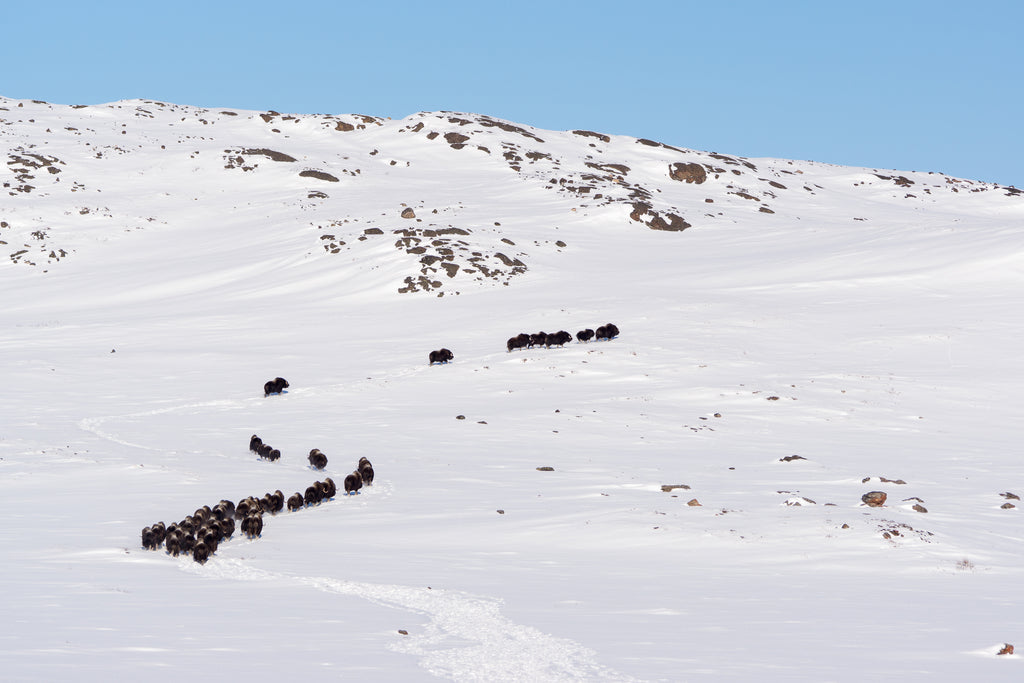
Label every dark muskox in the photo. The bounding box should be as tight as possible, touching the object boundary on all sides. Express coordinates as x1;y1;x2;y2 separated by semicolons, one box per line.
264;376;290;397
507;333;530;352
304;485;321;507
249;434;263;452
141;526;159;550
192;541;211;564
257;443;274;459
322;477;337;499
193;506;212;524
165;530;182;556
546;330;572;347
213;500;235;522
428;348;454;365
262;490;285;514
530;332;546;348
359;462;375;486
576;328;595;342
595;323;620;341
344;470;363;495
219;516;236;539
235;496;261;519
201;527;220;553
180;531;196;553
308;448;328;470
287;492;304;511
240;514;263;539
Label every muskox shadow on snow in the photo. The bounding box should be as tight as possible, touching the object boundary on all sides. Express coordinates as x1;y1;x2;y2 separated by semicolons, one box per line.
263;377;289;397
428;348;454;365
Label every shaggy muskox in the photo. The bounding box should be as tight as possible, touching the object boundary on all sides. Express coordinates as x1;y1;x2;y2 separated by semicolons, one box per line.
264;377;290;397
165;530;183;556
141;523;165;550
235;496;262;519
545;330;572;347
576;328;595;342
595;323;620;341
358;457;375;486
530;332;547;348
322;477;337;499
192;541;211;564
262;490;285;514
249;434;263;452
213;500;235;522
507;333;531;352
344;470;363;495
428;348;454;365
304;485;322;507
308;448;328;470
240;514;263;539
287;492;304;511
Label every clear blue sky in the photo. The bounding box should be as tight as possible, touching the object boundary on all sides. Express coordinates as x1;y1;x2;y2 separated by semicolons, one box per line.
5;1;1022;187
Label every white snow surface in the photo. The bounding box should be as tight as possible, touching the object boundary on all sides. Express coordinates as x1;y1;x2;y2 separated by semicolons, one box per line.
2;96;1023;681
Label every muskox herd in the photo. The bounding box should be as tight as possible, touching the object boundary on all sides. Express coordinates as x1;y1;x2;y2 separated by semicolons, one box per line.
249;434;281;461
139;474;349;564
506;322;619;352
428;348;454;365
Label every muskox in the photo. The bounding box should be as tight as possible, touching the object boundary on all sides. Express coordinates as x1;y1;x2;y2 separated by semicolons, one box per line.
213;500;235;521
359;461;375;486
344;470;363;495
546;330;572;347
240;514;263;539
264;377;290;397
165;530;183;556
308;448;328;470
249;434;263;452
507;333;530;352
304;485;322;507
530;332;547;348
322;477;337;499
429;348;454;365
576;328;595;342
287;492;304;511
595;323;620;341
235;496;261;519
141;526;159;550
192;541;211;564
262;490;285;514
219;516;236;539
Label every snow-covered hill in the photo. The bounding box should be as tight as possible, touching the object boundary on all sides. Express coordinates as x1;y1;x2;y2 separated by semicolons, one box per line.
2;96;1022;681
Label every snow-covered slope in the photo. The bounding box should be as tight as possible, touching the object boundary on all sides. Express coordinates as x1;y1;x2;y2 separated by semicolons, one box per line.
2;96;1023;681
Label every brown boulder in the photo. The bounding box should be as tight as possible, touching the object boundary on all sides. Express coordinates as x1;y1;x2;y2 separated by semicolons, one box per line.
861;491;887;507
669;162;707;184
401;207;416;219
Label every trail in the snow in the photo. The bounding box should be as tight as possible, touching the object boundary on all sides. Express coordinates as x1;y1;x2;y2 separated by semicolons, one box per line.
187;557;639;683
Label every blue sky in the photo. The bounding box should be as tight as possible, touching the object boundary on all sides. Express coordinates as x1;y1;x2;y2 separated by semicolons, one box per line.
5;1;1022;187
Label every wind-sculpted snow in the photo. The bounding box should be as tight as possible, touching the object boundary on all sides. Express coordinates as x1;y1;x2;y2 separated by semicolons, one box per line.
2;94;1024;681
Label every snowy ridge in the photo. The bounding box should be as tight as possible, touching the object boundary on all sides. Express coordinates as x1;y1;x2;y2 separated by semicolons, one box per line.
2;95;1023;681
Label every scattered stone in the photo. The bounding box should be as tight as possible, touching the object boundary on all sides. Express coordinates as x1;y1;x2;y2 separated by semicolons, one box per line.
841;523;850;529
997;643;1014;656
1001;492;1020;500
298;169;339;182
668;162;707;184
686;498;702;507
661;484;691;492
455;415;466;420
398;630;409;636
912;504;928;513
401;207;416;219
1001;502;1016;510
780;455;806;462
536;466;554;472
496;509;505;515
862;491;887;507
